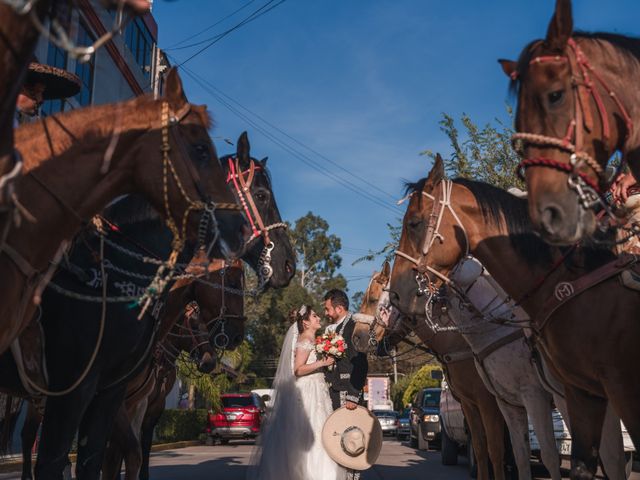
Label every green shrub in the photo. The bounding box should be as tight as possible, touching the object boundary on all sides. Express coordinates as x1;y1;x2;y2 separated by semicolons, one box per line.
402;364;442;406
155;409;209;443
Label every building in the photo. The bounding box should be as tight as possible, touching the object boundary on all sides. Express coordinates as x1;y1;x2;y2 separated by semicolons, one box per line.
32;0;166;116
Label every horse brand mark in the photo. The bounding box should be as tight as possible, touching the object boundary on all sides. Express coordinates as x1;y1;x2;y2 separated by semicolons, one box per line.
554;282;574;301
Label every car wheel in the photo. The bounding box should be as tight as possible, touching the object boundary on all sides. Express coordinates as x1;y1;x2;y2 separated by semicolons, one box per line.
221;439;230;445
205;436;215;446
441;423;458;466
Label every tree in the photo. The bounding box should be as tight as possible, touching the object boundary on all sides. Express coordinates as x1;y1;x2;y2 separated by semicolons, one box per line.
423;108;524;190
244;212;348;386
291;212;345;293
402;363;442;406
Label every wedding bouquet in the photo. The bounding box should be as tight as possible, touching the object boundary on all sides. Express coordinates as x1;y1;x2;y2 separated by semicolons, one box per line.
315;332;347;370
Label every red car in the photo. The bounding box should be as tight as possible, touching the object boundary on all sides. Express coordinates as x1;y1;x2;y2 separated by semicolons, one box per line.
206;393;266;445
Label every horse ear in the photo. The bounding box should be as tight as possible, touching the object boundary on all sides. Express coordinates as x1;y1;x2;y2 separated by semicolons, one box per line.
498;59;518;80
236;131;250;164
260;156;268;167
163;68;188;108
425;153;445;189
381;260;391;278
546;0;573;51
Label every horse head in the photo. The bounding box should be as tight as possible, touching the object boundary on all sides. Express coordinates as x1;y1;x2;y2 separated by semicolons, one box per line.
499;0;635;244
139;68;247;260
352;260;399;353
221;132;296;289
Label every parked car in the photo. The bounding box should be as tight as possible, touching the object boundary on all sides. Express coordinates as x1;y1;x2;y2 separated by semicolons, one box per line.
251;388;275;410
410;387;441;451
372;410;398;437
206;393;266;445
397;407;411;441
440;379;636;476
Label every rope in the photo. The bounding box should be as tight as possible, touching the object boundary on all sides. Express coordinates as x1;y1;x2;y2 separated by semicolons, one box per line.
21;236;108;396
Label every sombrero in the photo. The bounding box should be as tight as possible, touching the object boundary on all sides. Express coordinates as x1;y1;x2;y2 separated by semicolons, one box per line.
25;63;81;100
322;406;383;471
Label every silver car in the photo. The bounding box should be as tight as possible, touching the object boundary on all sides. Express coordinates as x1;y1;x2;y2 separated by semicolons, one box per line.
372;410;398;437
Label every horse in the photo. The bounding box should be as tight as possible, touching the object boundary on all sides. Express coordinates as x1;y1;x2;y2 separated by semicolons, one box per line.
352;261;510;480
0;0;150;201
220;131;295;289
389;156;640;480
0;67;246;365
100;258;245;480
498;0;640;244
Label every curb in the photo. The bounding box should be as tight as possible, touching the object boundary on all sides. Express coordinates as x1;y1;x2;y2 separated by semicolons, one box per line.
0;440;202;473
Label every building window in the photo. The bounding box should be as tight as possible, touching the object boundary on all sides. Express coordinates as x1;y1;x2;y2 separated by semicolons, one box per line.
41;41;69;116
125;17;153;77
75;22;95;107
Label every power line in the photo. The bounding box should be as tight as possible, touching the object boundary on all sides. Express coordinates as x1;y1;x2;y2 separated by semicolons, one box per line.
185;75;399;202
162;0;258;50
179;65;403;215
174;0;287;68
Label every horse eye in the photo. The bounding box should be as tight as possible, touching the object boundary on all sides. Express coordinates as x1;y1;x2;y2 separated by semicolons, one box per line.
408;219;422;229
547;90;564;105
255;192;268;203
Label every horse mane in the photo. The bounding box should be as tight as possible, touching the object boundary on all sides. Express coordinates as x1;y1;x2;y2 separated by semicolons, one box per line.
103;194;160;224
509;31;640;96
15;95;212;172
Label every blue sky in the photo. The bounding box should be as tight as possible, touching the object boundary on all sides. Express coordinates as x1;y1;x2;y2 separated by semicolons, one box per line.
153;0;640;295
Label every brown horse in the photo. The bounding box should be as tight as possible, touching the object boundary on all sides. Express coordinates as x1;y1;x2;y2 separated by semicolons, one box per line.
0;0;150;201
390;157;640;480
101;258;245;480
0;68;246;362
352;261;509;480
499;0;640;244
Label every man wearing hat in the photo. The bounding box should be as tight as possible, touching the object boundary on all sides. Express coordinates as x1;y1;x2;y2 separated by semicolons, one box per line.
15;61;81;125
324;288;369;480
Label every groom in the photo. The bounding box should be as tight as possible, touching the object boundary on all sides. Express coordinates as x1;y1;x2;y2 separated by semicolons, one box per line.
323;289;369;479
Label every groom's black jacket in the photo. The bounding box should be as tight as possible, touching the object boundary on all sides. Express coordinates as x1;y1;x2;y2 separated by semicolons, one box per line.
324;313;368;405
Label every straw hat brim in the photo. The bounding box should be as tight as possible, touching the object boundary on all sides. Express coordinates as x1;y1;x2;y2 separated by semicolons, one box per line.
322;406;383;471
26;63;81;100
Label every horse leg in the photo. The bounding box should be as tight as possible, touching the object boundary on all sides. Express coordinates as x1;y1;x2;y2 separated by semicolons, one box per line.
496;401;531;480
21;402;42;480
35;380;97;479
122;398;148;479
101;404;131;480
461;401;490;480
596;404;627;480
564;384;607;480
601;380;640;454
139;402;164;480
521;390;561;480
477;397;506;480
75;385;127;480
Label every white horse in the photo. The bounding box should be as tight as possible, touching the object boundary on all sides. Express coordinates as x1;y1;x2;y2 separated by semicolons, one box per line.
440;256;629;480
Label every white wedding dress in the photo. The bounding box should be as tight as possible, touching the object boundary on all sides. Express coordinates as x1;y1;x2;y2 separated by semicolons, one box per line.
247;324;346;480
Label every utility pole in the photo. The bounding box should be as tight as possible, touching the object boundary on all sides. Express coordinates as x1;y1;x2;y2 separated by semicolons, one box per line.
392;348;398;384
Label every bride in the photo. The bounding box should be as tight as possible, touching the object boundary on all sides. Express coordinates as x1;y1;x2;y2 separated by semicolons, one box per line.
248;305;346;480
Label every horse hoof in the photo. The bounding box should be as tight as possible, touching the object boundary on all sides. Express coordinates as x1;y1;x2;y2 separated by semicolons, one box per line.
570;461;595;480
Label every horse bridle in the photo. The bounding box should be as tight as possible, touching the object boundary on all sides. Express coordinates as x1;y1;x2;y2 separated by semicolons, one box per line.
512;38;634;211
395;180;469;293
226;157;287;287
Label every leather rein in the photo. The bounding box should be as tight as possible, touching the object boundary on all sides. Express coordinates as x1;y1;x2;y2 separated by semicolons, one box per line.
513;38;634;210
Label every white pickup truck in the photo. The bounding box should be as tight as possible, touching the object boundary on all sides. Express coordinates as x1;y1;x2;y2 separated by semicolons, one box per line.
440;380;635;476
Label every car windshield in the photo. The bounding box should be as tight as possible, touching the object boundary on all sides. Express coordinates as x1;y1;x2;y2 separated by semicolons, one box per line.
222;397;254;408
373;411;397;418
422;390;441;407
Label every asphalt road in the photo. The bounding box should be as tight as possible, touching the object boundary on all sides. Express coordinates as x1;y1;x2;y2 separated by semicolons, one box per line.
2;439;638;479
